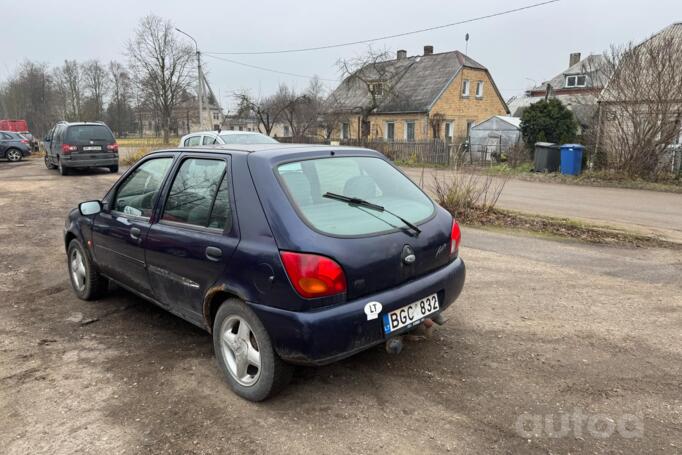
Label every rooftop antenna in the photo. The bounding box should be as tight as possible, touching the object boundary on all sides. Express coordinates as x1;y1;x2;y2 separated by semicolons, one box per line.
465;33;470;55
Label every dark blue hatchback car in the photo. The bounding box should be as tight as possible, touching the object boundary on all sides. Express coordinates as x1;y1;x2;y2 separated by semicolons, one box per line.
65;144;466;400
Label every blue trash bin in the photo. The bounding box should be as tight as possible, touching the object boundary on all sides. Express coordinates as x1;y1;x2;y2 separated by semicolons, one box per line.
560;144;584;176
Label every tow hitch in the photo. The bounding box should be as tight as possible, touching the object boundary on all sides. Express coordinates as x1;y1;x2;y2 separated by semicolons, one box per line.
385;315;448;354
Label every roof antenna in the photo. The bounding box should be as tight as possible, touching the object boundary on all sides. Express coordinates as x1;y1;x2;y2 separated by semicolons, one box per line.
465;33;470;55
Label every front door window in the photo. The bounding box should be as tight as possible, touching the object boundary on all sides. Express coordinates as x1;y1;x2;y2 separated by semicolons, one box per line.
113;158;173;218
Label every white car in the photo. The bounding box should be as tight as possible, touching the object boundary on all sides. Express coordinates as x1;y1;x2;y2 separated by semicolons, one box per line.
179;130;278;147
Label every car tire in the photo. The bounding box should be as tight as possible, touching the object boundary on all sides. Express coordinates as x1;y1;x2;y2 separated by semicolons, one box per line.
6;149;22;162
58;159;69;175
45;154;56;169
109;165;119;173
213;299;293;401
67;239;108;300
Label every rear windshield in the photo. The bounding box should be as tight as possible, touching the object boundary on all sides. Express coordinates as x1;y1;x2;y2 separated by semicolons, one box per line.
276;156;434;236
219;133;277;144
66;125;114;143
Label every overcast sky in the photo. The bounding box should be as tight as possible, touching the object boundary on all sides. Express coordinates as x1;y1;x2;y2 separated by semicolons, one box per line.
4;0;681;111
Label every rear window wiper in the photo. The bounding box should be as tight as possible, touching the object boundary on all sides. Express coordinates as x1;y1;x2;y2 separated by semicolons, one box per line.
323;192;421;234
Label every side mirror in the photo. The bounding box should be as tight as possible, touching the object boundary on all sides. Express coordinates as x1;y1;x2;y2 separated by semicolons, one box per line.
44;136;51;142
79;200;102;216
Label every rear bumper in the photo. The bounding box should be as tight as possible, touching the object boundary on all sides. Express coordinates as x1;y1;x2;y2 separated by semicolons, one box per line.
62;154;118;168
251;257;466;365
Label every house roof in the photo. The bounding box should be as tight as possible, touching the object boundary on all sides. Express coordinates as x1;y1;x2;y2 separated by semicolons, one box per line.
327;50;491;114
507;93;599;126
531;54;609;92
600;22;682;103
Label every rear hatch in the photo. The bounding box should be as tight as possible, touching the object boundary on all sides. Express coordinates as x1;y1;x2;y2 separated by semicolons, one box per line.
65;124;117;157
271;154;453;300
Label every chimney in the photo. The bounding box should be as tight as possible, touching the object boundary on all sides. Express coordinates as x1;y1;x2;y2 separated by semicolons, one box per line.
569;52;581;67
397;49;407;60
424;45;434;56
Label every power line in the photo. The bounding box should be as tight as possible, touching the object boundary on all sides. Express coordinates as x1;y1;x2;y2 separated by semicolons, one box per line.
205;0;560;56
203;53;338;82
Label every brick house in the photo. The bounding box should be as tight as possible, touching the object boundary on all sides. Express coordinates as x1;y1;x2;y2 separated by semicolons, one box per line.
326;46;508;142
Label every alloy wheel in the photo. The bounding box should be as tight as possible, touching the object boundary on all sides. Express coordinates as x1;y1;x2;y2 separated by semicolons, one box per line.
70;248;87;292
7;150;21;162
220;316;262;387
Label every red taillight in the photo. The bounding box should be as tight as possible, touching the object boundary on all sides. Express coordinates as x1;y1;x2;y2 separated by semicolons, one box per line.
450;219;462;257
107;143;119;152
280;251;346;299
61;144;77;154
20;139;29;144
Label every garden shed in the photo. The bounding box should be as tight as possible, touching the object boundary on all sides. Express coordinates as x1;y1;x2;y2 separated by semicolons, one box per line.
468;115;522;161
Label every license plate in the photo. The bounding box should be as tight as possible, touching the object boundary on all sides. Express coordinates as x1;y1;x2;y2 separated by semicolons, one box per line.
83;146;101;151
383;293;439;334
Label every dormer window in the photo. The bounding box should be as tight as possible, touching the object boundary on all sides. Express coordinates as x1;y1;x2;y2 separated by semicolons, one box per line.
369;82;384;97
565;75;587;88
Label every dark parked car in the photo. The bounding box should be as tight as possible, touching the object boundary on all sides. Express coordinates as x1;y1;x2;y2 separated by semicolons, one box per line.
45;121;119;175
0;131;32;162
64;144;466;401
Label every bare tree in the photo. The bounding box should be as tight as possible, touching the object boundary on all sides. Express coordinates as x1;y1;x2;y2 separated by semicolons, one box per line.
275;79;325;139
54;60;84;121
0;61;58;136
336;48;411;139
127;14;194;143
234;91;287;136
82;60;110;121
598;32;682;178
107;61;135;136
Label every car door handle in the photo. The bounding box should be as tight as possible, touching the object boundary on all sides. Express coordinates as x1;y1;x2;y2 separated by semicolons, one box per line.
205;246;223;262
130;227;141;240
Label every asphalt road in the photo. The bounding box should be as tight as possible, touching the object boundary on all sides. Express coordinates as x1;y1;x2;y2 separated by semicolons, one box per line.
1;159;680;454
402;167;682;243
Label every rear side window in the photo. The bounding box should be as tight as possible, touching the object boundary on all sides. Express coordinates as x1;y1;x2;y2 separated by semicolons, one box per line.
114;158;173;218
161;158;230;230
277;156;434;236
66;125;114;143
202;135;217;145
184;136;201;146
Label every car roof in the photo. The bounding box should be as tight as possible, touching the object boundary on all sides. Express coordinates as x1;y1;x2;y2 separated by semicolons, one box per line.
58;122;110;128
148;143;383;158
182;130;267;136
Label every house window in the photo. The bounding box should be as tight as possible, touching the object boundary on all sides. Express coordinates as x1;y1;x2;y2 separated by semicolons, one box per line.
565;75;587;88
212;112;220;121
405;121;415;142
476;81;484;98
386;121;395;141
283;125;290;136
462;79;470;96
341;122;350;139
444;121;453;140
466;120;475;137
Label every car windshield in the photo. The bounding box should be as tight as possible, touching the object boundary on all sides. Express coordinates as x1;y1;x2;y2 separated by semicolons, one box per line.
219;133;277;144
276;156;435;236
66;125;114;143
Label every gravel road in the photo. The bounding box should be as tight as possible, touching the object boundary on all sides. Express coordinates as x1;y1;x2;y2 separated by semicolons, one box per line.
1;159;680;454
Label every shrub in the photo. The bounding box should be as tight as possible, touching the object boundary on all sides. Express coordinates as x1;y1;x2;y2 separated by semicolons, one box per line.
432;172;507;223
520;98;578;150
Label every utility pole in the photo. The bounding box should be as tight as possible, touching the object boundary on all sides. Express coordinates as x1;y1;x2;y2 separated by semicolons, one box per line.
176;27;203;131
